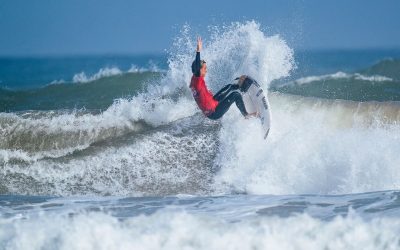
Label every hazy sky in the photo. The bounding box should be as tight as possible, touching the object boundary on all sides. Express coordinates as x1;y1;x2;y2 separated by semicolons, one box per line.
1;0;399;56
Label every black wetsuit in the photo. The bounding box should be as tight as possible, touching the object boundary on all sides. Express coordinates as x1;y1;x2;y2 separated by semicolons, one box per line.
208;84;248;120
191;52;248;120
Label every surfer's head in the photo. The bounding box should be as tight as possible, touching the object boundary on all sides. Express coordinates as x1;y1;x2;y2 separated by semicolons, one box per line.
192;60;207;77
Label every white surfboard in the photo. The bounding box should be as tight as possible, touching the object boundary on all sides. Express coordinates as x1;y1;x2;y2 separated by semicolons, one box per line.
242;81;271;139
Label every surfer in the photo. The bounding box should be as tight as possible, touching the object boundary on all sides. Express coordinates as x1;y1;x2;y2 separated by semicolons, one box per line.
190;37;256;120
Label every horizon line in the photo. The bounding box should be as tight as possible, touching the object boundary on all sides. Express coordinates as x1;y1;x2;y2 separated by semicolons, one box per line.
1;47;400;58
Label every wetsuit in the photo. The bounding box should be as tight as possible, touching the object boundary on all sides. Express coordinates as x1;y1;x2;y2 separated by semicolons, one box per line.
190;52;248;120
189;55;218;116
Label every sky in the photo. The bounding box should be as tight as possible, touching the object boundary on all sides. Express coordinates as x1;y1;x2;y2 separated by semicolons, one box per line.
0;0;399;56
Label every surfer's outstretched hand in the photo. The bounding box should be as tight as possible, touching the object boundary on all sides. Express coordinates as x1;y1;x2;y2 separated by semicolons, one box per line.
197;37;202;52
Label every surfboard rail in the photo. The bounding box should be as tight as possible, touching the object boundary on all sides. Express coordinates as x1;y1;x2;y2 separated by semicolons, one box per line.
241;78;271;140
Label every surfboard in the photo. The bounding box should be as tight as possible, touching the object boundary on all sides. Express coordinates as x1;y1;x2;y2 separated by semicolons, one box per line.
241;78;271;139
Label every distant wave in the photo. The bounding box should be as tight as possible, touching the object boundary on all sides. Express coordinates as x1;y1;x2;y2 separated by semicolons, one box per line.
359;58;400;80
72;67;123;83
128;63;166;74
71;65;165;83
292;72;393;86
272;59;400;101
70;65;164;83
354;73;393;82
0;71;161;112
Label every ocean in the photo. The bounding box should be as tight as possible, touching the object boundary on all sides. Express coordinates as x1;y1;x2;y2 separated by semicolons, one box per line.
1;21;400;249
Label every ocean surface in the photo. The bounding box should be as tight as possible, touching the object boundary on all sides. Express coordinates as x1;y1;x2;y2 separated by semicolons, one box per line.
1;21;400;249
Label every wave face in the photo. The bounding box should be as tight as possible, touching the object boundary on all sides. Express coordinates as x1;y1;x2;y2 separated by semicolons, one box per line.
1;21;400;197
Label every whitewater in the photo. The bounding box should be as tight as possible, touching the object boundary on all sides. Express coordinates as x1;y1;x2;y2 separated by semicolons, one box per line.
1;21;400;249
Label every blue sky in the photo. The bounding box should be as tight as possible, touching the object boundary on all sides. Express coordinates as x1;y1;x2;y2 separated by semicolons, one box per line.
0;0;399;56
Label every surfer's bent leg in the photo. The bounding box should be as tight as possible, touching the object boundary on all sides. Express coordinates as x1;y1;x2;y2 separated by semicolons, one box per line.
213;84;240;101
208;91;248;120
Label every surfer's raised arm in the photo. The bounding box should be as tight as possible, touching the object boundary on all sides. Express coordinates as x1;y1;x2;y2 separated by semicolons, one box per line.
193;37;202;77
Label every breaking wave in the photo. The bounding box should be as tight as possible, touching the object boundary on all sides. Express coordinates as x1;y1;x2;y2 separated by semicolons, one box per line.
1;21;400;197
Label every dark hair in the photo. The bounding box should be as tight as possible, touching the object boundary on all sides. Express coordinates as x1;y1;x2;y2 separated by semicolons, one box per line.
191;59;206;74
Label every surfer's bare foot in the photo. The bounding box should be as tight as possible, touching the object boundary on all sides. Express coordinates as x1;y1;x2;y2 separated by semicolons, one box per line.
245;112;259;119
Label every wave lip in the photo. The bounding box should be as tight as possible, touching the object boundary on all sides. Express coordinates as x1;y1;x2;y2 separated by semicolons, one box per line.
72;67;123;83
72;65;165;83
354;73;393;82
